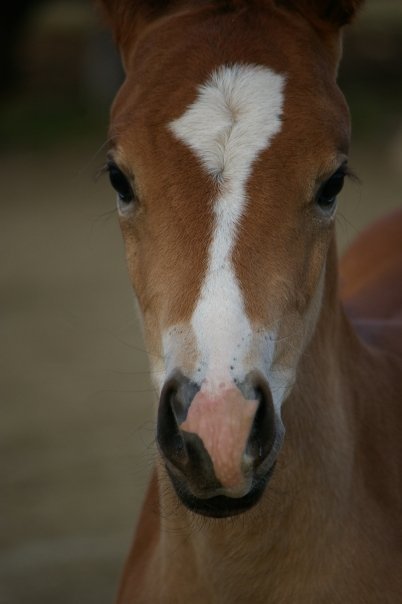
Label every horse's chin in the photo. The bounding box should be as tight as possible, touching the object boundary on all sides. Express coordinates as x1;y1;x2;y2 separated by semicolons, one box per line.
166;463;276;518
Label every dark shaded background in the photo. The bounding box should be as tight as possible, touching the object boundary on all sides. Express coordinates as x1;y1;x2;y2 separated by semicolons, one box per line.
1;1;401;603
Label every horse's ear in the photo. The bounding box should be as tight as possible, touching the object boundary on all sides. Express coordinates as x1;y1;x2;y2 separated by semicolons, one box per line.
278;0;364;29
97;1;174;64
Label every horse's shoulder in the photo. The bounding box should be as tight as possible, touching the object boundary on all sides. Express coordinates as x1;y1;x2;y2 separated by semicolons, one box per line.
351;317;402;360
340;207;402;321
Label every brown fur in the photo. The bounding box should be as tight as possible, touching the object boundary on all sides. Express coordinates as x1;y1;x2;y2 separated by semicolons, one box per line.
98;1;402;602
340;208;402;321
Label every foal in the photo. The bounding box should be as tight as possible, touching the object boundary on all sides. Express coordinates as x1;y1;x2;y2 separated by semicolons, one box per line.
99;1;402;602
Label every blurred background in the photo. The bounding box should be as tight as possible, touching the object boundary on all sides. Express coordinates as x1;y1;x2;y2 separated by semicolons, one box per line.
1;1;401;603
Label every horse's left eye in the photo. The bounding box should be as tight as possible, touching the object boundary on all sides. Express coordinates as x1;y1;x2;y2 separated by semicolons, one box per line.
316;167;346;209
107;162;135;206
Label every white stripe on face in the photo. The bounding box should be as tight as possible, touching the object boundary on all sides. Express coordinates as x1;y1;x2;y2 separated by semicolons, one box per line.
167;64;285;398
170;64;285;182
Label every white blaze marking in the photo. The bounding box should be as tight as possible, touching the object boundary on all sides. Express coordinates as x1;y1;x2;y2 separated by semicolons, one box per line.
169;64;285;397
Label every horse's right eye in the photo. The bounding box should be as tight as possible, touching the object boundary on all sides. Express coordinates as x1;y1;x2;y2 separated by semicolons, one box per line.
107;162;135;205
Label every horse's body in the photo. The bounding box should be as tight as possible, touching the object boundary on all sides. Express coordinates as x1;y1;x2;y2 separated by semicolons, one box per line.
99;1;402;601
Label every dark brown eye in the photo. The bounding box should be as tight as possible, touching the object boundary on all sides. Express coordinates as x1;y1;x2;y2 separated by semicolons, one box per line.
316;166;346;209
107;161;134;204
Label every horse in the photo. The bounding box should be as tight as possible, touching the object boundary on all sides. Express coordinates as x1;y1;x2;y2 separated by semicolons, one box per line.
98;1;402;602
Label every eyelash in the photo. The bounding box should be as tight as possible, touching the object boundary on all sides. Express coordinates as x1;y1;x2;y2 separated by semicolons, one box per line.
315;164;357;211
99;159;137;214
107;161;135;204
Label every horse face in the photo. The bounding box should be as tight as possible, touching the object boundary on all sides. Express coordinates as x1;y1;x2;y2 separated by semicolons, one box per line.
106;6;350;516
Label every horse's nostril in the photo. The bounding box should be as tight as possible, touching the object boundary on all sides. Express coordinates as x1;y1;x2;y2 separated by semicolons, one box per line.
169;384;186;425
246;374;276;467
157;378;186;462
157;373;199;464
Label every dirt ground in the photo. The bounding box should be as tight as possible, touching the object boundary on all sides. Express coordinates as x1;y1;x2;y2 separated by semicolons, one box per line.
1;131;401;603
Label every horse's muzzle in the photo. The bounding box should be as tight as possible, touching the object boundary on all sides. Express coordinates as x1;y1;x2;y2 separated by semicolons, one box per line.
157;370;281;517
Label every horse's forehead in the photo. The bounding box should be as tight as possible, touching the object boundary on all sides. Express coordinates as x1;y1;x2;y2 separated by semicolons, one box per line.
168;64;285;186
113;7;318;138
